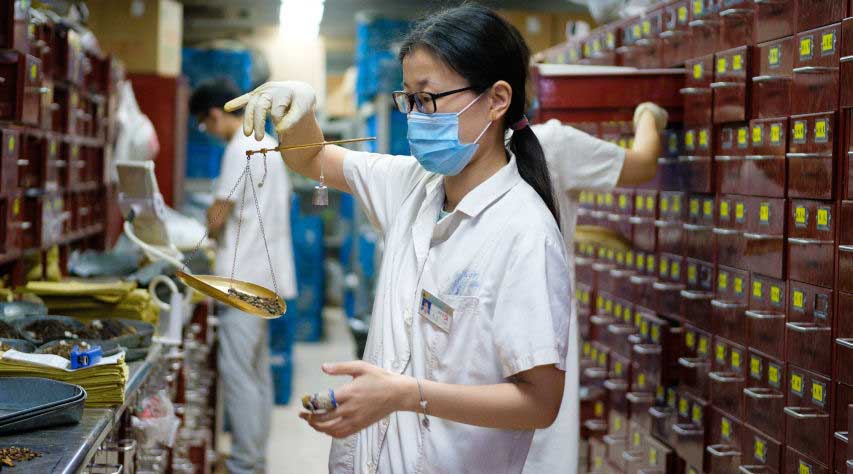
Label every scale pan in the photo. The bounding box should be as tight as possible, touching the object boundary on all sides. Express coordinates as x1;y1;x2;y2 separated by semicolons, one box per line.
176;271;286;319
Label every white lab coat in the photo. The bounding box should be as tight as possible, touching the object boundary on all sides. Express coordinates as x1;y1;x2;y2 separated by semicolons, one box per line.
523;120;626;474
213;132;298;299
329;150;572;474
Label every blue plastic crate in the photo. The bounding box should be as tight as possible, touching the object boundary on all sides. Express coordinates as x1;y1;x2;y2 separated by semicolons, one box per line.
270;349;293;405
186;142;224;179
182;48;253;92
268;313;295;353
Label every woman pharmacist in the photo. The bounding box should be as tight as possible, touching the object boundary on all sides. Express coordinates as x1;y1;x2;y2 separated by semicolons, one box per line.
228;4;665;473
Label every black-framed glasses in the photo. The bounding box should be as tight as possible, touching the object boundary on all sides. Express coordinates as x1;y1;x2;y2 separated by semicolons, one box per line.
392;86;475;114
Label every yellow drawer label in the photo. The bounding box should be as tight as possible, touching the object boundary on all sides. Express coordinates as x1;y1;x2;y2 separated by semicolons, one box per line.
752;125;763;145
605;299;613;313
616;251;624;265
633;431;642;447
638;372;646;388
637;253;646;271
671;261;681;279
733;54;743;71
716;342;726;363
618;194;628;210
594;456;603;469
812;381;825;405
598;351;607;366
647;255;655;273
721;417;732;440
753;280;763;298
672;195;681;213
718;272;728;291
750;355;762;379
596;295;604;311
793;289;805;310
633;24;642;39
685;130;695;148
734;276;744;295
698;129;709;148
679;397;689;416
717;57;728;74
641;320;649;337
759;202;770;225
614;303;622;318
678;5;688;23
791;372;803;395
607;32;615;49
595;401;604;417
768;46;780;66
606;249;615;261
693;0;703;16
646;196;655;213
735;202;745;221
821;31;835;54
624;307;632;323
636;194;645;211
7;136;14;152
768;363;780;386
793;120;807;142
591;347;599;360
754;437;767;462
771;285;782;305
605;193;613;207
660;259;669;277
688;263;697;284
642;20;651;36
614;414;623;430
30;63;37;80
720;200;730;219
816;207;830;229
698;336;708;355
686;330;696;348
614;361;623;376
691;404;702;424
731;349;741;369
799;36;813;59
592;38;601;53
649;447;658;466
703;200;713;218
626;251;635;266
770;123;782;144
690;198;700;216
661;196;670;212
693;63;703;79
651;325;660;343
799;460;812;474
583;43;591;57
815;118;828;142
795;205;808;226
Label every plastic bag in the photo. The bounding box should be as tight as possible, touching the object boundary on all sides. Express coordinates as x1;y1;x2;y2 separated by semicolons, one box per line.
113;81;160;172
131;390;179;449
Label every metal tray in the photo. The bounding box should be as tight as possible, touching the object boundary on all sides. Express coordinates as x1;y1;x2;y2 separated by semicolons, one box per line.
14;315;88;345
36;339;122;358
0;338;36;352
0;377;86;424
0;394;86;435
107;319;154;349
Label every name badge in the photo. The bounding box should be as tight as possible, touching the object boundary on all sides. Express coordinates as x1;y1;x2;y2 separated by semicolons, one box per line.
420;290;454;333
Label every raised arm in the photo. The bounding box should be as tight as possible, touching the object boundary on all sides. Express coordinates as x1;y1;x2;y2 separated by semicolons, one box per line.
224;81;351;193
618;102;668;186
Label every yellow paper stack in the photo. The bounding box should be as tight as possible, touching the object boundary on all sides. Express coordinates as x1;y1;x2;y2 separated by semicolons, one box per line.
0;351;129;407
23;280;160;325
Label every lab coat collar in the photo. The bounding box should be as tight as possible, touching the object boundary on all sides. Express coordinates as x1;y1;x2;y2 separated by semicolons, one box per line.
454;151;521;218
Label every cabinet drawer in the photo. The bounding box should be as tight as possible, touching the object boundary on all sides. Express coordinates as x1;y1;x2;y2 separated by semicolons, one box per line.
747;118;787;197
754;38;794;119
788;112;838;200
744;196;786;279
784;446;831;474
788;200;837;288
784;366;833;463
792;24;841;115
835;431;848;474
0;128;20;195
661;1;693;67
689;0;720;58
839;200;853;293
713;46;751;123
834;383;853;447
0;51;42;126
744;350;787;441
741;423;785;474
0;194;19;256
713;266;750;343
707;408;743;472
716;124;751;194
756;0;795;43
834;292;853;385
0;1;31;55
710;336;747;418
840;18;853;107
682;56;714;125
796;0;846;33
748;275;787;359
786;281;834;376
20;131;59;192
682;259;715;330
845;109;853;200
18;191;64;249
717;0;754;51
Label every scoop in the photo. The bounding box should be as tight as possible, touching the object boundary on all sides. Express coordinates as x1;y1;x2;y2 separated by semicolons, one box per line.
176;272;286;319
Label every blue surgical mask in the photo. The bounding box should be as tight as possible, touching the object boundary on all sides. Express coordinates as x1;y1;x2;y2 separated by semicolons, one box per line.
407;93;492;176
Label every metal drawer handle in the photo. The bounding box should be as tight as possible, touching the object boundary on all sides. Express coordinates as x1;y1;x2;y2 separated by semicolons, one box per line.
683;223;712;231
635;39;654;47
786;322;830;333
678;357;709;369
11;222;32;230
615;46;635;54
659;30;687;39
577;208;590;216
589;315;613;325
575;256;592;266
592;263;615;272
711;299;746;309
720;8;752;16
608;324;637;335
653;281;685;291
711;81;742;89
604;379;628;390
629;216;652;224
740;466;771;474
712;227;740;235
743;387;782;399
603;434;625;446
793;66;839;73
623;450;643;462
584;367;608;379
672;423;704;436
709;372;745;383
836;338;853;349
49;102;61;111
840;245;853;253
715;155;746;162
784;407;828;419
745;153;781;163
658;157;679;165
655;219;679;228
707;444;741;457
786;152;833;159
841;55;853;63
74;161;86;168
628;334;643;344
610;269;636;278
689;19;719;28
79;207;90;216
743;232;783;240
633;344;662;355
788;237;834;245
679;155;710;163
607;213;625;222
754;0;785;4
626;392;654;403
745;310;784;320
16;159;29;166
752;75;791;83
589;52;609;59
630;275;657;284
680;289;713;300
584;419;608;431
649;406;671;418
679;87;710;95
590;210;606;219
835;431;849;442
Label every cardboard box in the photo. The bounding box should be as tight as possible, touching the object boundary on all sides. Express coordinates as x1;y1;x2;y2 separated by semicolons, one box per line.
87;0;182;76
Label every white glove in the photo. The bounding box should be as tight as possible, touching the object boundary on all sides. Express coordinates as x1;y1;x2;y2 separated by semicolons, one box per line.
224;81;317;141
633;102;668;132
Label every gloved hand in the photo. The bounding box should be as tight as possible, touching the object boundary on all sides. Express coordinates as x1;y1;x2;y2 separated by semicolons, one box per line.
633;102;668;132
224;81;317;141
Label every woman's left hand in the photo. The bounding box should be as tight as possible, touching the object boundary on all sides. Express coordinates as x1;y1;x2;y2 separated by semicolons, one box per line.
299;361;414;439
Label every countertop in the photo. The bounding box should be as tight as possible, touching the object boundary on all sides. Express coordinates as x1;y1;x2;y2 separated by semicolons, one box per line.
0;344;162;473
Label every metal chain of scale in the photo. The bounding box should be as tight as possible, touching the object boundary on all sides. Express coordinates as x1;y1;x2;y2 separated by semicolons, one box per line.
183;152;280;296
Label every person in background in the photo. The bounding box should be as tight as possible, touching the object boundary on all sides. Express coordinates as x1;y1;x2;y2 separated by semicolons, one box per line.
189;79;298;474
524;102;667;473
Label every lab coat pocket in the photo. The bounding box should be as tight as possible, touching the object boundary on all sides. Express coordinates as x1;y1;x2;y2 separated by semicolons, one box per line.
423;294;479;372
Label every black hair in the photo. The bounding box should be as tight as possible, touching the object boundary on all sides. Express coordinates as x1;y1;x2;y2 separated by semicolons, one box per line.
189;78;243;118
399;3;560;226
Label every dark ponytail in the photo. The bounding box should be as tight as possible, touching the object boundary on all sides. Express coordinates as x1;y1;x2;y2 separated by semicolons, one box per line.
399;3;560;226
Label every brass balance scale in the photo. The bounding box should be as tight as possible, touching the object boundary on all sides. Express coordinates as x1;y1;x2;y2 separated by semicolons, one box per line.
177;137;375;318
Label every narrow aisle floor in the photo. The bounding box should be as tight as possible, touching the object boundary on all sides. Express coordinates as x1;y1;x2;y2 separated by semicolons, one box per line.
268;307;357;473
